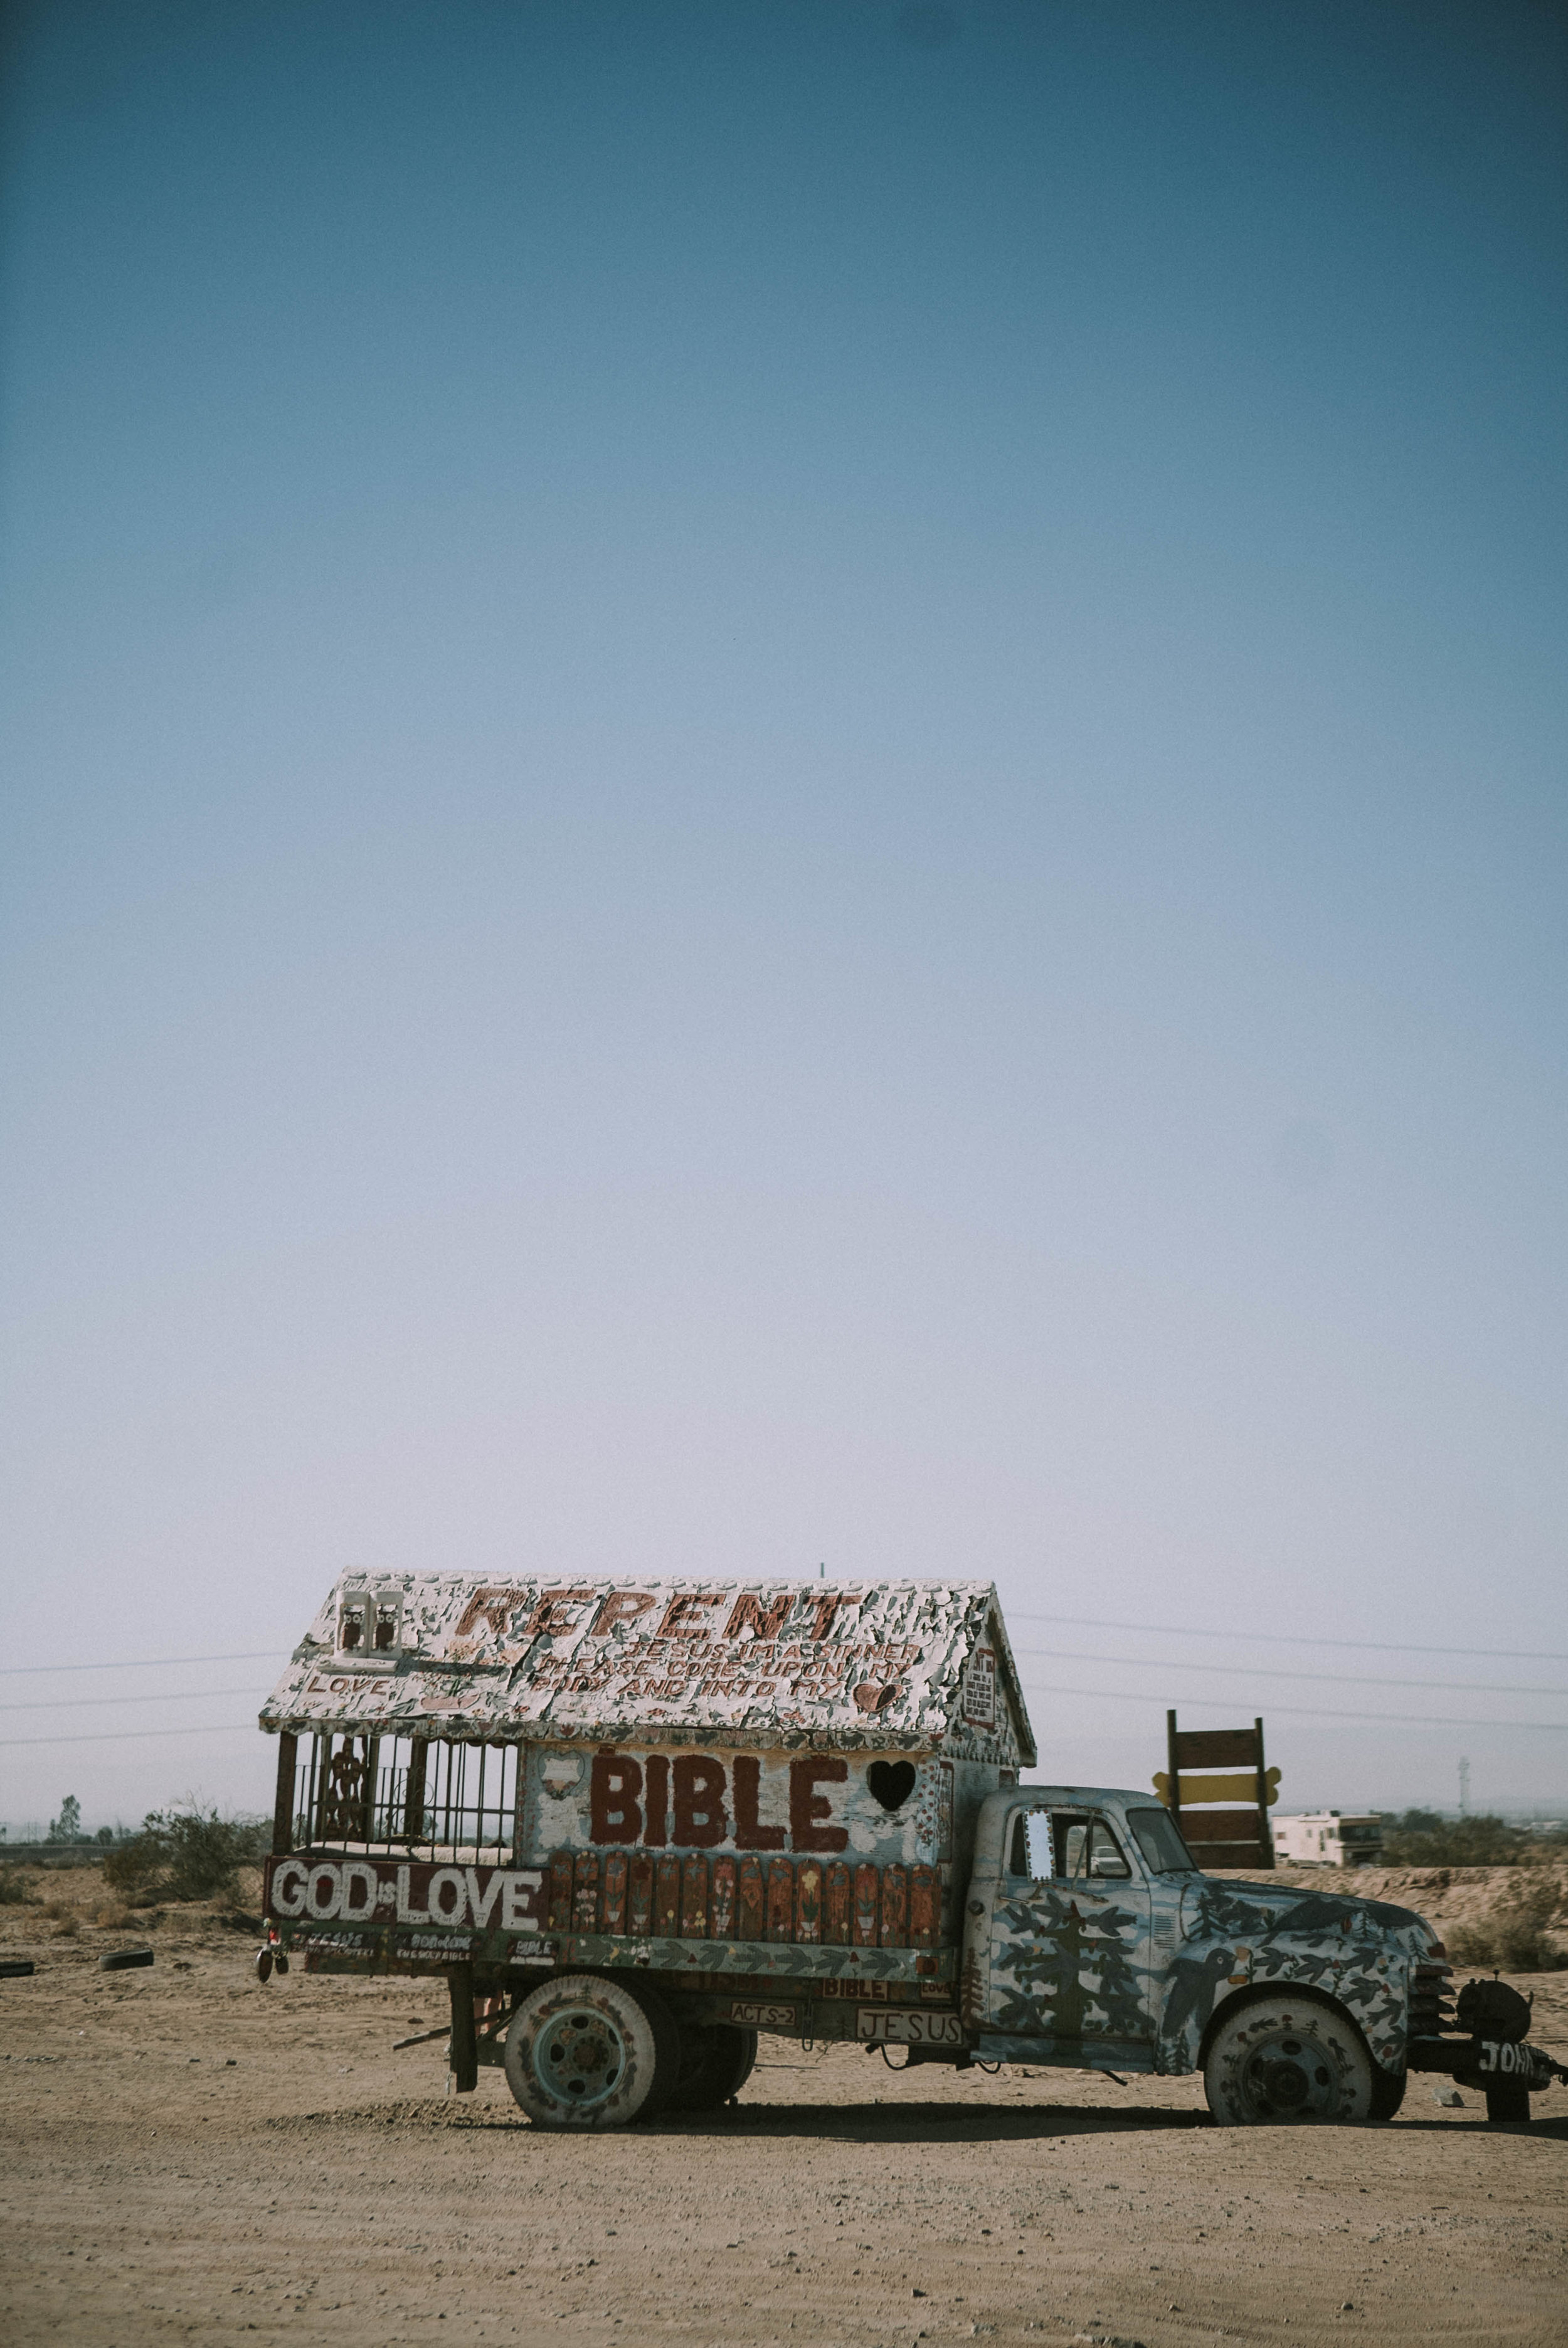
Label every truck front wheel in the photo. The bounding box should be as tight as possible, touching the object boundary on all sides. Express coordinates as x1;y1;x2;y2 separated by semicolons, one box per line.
504;1973;678;2130
1204;1995;1375;2125
1368;2065;1406;2120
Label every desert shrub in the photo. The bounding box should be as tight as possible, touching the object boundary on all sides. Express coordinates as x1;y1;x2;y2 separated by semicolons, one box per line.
1381;1811;1537;1867
0;1868;37;1906
103;1804;267;1905
1447;1874;1568;1973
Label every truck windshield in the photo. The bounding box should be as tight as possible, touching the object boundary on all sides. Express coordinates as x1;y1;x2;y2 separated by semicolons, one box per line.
1125;1807;1197;1874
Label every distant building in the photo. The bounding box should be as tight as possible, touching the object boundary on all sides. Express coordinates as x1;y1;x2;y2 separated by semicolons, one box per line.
1271;1810;1384;1867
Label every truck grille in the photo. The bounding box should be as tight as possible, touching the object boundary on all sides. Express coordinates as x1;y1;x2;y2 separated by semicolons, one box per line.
1411;1955;1454;2036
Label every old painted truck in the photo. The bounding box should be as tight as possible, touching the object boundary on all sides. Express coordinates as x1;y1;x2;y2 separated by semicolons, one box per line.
257;1576;1564;2130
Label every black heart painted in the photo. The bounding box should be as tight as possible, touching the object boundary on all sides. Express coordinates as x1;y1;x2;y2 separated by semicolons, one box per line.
867;1760;917;1812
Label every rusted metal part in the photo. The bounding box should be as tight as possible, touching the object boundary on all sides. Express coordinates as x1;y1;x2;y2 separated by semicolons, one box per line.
573;1851;600;1934
628;1852;654;1936
881;1862;909;1948
909;1864;938;1948
403;1737;428;1841
738;1855;765;1941
681;1854;709;1938
852;1863;879;1948
260;1576;1035;1767
795;1861;823;1945
272;1731;297;1857
766;1857;795;1942
710;1855;736;1939
656;1853;682;1936
602;1851;628;1936
825;1860;852;1945
448;1963;478;2093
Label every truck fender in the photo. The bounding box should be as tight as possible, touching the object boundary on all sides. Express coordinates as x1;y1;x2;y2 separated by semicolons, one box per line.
1195;1980;1380;2078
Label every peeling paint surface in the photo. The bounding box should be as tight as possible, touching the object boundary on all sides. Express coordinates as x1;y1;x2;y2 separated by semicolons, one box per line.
260;1576;1034;1763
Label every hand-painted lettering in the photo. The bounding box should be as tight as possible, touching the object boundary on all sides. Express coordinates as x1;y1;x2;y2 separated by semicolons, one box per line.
672;1753;728;1847
589;1590;658;1637
732;1754;786;1851
790;1755;849;1853
723;1591;792;1642
656;1593;724;1639
591;1750;644;1843
643;1753;670;1847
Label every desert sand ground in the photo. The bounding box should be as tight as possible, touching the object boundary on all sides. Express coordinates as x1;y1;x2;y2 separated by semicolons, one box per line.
1;1863;1564;2348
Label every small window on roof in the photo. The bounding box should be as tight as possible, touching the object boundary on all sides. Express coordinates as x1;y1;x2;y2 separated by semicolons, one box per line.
337;1588;400;1657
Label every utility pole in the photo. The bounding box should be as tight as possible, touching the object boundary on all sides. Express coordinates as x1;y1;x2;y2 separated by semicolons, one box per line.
1458;1756;1470;1818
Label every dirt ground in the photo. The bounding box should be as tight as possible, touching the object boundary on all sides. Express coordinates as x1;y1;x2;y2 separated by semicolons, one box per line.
2;1864;1565;2348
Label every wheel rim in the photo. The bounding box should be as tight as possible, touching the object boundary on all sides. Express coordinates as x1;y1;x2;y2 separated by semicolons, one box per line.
531;2004;629;2114
1237;2029;1338;2120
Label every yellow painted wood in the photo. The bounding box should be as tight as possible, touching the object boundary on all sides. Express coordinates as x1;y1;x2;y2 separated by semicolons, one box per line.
1153;1766;1281;1809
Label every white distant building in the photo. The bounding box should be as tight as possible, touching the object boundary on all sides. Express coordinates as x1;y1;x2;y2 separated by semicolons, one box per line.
1271;1810;1384;1867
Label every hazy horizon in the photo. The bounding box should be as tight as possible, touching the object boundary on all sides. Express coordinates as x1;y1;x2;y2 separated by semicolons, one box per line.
3;1;1564;1830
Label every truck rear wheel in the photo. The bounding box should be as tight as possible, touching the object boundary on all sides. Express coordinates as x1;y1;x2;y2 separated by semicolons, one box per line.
664;2022;758;2113
504;1973;678;2130
1204;1995;1375;2125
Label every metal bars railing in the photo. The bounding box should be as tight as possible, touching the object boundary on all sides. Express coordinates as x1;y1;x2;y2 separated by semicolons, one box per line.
286;1733;519;1859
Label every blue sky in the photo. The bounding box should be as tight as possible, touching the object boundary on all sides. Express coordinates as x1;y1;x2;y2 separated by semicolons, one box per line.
2;1;1564;1829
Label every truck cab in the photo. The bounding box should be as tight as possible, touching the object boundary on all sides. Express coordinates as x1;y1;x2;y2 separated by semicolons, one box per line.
965;1785;1457;2120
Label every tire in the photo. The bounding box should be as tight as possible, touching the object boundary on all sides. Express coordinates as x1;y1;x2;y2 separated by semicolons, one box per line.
664;2023;758;2113
1;1960;35;1979
503;1972;678;2131
1485;2082;1531;2125
1369;2066;1406;2122
98;1950;155;1972
1204;1994;1375;2125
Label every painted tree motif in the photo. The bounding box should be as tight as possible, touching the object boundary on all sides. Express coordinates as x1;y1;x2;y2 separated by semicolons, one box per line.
990;1891;1152;2042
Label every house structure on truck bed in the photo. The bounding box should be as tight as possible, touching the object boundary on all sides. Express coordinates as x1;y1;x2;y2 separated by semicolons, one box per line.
257;1573;1568;2133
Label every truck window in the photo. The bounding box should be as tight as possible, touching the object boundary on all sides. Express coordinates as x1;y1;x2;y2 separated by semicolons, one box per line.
1125;1806;1198;1874
1008;1809;1053;1878
1052;1816;1130;1880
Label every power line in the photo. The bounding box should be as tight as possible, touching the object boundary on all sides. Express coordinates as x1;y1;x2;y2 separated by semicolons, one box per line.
0;1649;288;1678
0;1722;262;1750
0;1687;268;1715
1009;1644;1566;1699
1007;1608;1567;1663
1017;1677;1567;1733
6;1680;1564;1748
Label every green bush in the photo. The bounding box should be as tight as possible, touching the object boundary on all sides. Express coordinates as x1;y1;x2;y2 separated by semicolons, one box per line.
1381;1810;1543;1867
103;1804;267;1905
0;1868;37;1906
1447;1873;1568;1973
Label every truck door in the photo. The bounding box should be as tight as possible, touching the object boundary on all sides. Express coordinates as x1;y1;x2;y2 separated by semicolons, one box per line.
985;1805;1155;2055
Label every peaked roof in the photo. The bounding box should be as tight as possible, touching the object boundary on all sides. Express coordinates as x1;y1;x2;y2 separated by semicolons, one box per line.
260;1575;1036;1763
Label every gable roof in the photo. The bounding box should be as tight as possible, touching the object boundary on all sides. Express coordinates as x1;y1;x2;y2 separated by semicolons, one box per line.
259;1574;1036;1765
